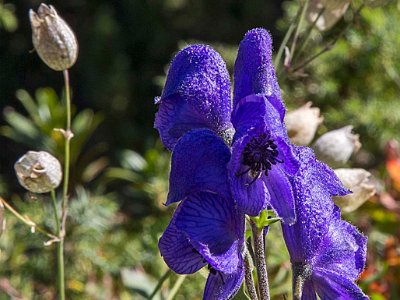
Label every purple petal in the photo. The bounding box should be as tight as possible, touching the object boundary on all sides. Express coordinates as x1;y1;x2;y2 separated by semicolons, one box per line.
174;191;245;274
155;45;233;151
314;206;367;281
203;267;245;300
158;216;207;274
276;138;300;176
232;94;287;141
301;281;317;300
262;166;296;225
233;28;285;120
229;134;269;216
167;129;231;205
313;269;369;300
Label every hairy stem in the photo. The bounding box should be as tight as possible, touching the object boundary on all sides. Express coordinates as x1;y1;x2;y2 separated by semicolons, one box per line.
251;220;270;300
244;250;259;300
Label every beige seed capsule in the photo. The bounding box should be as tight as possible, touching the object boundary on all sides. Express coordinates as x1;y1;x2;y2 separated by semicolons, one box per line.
333;168;376;213
14;151;62;193
29;4;78;71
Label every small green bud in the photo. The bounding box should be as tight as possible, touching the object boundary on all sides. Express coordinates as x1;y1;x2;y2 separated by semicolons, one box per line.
14;151;62;193
29;4;78;71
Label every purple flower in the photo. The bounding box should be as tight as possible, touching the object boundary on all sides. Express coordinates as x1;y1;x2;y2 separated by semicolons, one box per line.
155;28;299;222
159;129;245;299
282;147;368;300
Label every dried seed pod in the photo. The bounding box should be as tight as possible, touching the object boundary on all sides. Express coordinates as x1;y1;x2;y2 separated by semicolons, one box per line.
333;168;376;213
29;4;78;71
14;151;62;193
313;125;361;167
307;0;351;31
285;102;323;146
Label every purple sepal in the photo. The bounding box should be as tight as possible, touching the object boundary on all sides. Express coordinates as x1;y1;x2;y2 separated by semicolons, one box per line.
174;191;245;274
233;28;285;120
158;213;207;274
155;45;233;151
313;269;369;300
203;266;245;300
167;129;231;205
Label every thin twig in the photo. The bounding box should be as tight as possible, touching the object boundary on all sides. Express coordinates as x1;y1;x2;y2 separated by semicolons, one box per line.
0;196;57;240
148;269;172;300
292;4;365;73
166;275;186;300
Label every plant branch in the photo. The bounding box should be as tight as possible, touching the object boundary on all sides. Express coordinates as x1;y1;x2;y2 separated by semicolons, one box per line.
0;196;57;240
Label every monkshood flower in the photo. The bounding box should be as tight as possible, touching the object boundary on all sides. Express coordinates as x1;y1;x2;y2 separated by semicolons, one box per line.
155;28;299;221
159;129;245;299
282;147;368;299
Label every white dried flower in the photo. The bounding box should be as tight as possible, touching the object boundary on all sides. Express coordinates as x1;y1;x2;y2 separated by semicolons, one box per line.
14;151;62;193
333;168;376;213
307;0;351;31
285;102;323;146
30;4;78;71
313;125;361;167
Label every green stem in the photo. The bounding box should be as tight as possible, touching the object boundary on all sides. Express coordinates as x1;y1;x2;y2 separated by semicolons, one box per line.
292;7;325;63
251;220;270;300
148;269;172;299
289;0;309;62
51;190;64;300
62;69;72;210
274;23;296;72
58;69;73;300
166;275;186;300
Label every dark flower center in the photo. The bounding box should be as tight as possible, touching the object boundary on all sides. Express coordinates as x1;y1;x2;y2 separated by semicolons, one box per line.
241;132;283;179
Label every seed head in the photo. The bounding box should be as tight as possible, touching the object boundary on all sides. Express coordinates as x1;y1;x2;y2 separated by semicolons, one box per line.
313;125;361;167
333;168;376;212
285;102;323;146
14;151;62;193
29;4;78;71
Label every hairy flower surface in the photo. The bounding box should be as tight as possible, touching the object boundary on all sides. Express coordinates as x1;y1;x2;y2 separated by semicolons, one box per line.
155;28;299;222
159;129;245;299
282;147;368;299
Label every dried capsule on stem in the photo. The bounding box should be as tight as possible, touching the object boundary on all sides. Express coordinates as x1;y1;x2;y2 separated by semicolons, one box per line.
29;3;78;71
15;151;62;193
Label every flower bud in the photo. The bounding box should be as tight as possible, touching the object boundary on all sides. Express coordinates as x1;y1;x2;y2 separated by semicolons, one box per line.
14;151;62;193
333;168;376;213
313;125;361;167
29;4;78;71
285;102;323;146
307;0;351;31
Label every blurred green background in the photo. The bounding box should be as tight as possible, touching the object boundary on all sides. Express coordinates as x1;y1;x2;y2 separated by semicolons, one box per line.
1;0;400;299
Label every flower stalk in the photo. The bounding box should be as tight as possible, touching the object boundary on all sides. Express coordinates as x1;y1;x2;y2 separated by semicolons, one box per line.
244;250;259;300
250;219;270;300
